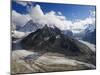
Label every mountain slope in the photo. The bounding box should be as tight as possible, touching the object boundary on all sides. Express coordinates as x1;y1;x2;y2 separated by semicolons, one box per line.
21;25;82;55
12;50;95;74
19;20;43;32
21;25;95;63
82;26;96;44
12;25;96;74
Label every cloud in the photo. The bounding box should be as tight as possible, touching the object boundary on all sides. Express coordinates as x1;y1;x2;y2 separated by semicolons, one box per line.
12;10;31;26
71;17;95;33
13;0;28;6
13;0;33;7
29;4;95;31
72;17;95;29
29;5;72;30
16;1;27;6
29;5;44;18
12;3;95;33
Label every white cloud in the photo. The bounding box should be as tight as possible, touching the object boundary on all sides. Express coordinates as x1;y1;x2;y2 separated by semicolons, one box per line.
29;5;72;30
71;17;95;32
13;0;28;6
12;4;95;33
12;10;31;26
16;1;27;6
14;0;33;7
29;5;44;18
29;4;95;31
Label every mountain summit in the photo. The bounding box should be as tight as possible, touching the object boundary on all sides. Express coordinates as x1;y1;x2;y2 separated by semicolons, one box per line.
19;20;43;32
21;25;94;57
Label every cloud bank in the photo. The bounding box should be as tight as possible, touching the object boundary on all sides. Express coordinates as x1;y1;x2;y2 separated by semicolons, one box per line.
13;0;30;6
12;1;95;33
12;10;31;27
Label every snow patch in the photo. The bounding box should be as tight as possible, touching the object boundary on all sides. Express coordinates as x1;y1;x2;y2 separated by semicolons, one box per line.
79;40;96;52
12;31;27;38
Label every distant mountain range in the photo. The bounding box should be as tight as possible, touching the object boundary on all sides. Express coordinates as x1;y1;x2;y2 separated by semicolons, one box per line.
14;20;96;45
82;25;96;44
73;24;96;44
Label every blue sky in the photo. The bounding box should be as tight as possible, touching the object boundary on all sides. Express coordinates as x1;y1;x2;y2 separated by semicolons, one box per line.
12;1;96;21
12;1;96;32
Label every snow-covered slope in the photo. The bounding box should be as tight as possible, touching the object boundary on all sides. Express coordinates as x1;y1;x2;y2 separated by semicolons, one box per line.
11;27;96;74
85;24;95;33
79;40;96;52
11;50;95;74
12;31;27;39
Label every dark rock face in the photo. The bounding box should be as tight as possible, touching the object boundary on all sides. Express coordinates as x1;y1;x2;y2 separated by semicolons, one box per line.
20;25;96;65
62;30;73;37
21;25;94;56
83;29;96;44
81;24;96;44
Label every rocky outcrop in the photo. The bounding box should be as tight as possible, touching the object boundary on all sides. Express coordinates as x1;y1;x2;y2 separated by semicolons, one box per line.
21;25;95;56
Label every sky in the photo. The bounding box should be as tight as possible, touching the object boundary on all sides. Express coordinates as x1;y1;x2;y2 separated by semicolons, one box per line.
12;1;96;33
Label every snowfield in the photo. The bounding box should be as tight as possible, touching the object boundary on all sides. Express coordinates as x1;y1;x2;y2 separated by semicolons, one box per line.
12;31;29;39
79;40;96;52
11;50;95;74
